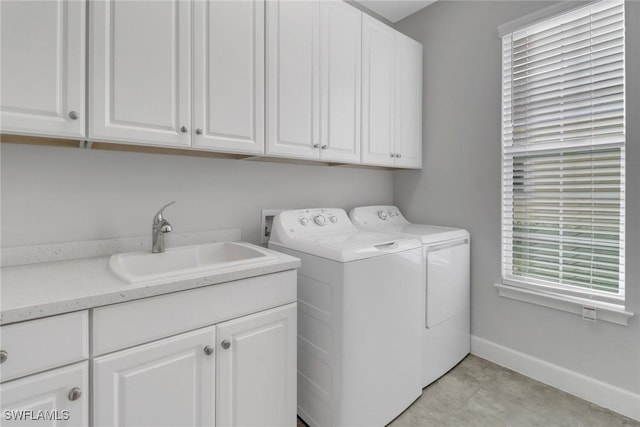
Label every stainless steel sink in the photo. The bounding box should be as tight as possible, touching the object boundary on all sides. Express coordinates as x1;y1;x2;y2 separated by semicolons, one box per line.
109;242;276;284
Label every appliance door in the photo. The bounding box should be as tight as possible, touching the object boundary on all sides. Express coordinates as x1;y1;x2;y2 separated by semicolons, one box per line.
426;238;470;328
342;247;423;426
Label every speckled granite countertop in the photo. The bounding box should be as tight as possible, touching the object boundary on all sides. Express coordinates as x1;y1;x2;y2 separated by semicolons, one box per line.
0;231;300;325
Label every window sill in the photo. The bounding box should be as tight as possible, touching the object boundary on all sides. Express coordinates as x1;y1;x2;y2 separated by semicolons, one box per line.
494;283;635;326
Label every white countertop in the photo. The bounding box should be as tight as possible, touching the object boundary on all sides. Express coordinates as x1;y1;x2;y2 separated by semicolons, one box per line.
0;238;300;325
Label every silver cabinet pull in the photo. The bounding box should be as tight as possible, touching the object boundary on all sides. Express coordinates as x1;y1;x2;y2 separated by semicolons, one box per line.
195;128;203;135
204;345;214;356
397;153;402;158
68;111;79;120
321;144;328;149
221;340;231;350
0;350;7;364
180;126;188;133
68;387;82;401
313;144;320;149
390;153;395;158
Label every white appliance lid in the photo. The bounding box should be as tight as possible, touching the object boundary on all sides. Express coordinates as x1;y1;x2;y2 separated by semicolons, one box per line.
269;208;422;262
349;205;469;245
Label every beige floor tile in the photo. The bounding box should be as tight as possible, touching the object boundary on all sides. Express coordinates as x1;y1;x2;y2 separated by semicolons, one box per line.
297;355;640;427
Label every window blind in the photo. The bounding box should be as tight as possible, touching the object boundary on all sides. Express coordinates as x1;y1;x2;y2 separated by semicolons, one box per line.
501;0;625;302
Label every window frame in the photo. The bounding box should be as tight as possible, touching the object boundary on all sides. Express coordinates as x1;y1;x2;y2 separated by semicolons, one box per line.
498;0;629;317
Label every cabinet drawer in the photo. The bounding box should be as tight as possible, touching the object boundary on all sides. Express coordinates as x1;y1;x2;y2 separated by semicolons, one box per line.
93;270;296;356
0;311;89;382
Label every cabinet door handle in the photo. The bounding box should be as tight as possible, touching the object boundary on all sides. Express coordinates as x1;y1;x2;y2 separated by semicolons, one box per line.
195;128;203;135
321;144;328;149
397;153;402;158
204;345;214;356
313;144;320;149
390;153;395;158
180;126;188;133
68;387;82;401
68;111;79;120
221;340;231;350
0;350;7;363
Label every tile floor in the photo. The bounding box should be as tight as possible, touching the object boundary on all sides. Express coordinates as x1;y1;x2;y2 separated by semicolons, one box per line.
297;355;640;427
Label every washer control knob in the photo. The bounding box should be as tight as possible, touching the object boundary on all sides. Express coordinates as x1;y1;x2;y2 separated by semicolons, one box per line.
329;216;338;224
299;218;309;226
313;215;326;226
377;210;388;220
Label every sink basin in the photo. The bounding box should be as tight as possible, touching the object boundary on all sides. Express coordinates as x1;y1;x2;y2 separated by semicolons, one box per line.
109;242;277;284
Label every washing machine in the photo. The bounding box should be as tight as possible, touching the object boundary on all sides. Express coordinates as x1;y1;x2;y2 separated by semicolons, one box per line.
269;208;423;427
349;205;470;387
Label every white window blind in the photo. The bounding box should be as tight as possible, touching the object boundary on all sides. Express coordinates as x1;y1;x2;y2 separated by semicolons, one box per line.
501;0;625;303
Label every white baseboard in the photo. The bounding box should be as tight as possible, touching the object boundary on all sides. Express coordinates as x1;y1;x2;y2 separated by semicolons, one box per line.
471;335;640;422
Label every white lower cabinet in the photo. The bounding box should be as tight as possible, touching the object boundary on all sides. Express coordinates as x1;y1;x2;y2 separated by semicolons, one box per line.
0;270;297;427
0;362;88;427
0;312;89;426
93;303;297;427
217;304;296;427
93;326;217;427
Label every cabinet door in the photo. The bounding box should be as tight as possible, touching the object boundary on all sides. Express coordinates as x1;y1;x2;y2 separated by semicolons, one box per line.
395;34;423;169
361;15;396;167
90;0;191;147
93;327;216;427
0;0;85;138
217;303;296;427
0;362;88;427
266;0;320;159
319;1;361;163
193;0;264;155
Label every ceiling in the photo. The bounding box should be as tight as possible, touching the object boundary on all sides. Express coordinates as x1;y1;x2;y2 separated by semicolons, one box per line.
354;0;438;23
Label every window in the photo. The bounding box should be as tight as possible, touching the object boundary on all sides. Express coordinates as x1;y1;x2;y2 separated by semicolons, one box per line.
500;0;625;305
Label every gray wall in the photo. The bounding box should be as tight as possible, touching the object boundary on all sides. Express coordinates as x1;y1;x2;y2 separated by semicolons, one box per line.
0;142;393;247
394;1;640;394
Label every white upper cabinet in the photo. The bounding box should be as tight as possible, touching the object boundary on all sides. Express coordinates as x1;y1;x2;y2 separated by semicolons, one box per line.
319;1;362;163
267;0;363;163
192;0;265;154
90;0;191;147
395;33;423;169
266;0;320;159
3;0;421;168
362;15;423;168
0;0;85;138
362;15;396;166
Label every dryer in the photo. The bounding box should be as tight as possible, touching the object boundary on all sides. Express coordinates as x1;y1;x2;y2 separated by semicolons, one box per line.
269;208;423;427
350;205;470;387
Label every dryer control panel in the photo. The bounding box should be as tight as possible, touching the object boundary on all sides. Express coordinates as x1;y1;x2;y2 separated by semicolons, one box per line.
350;206;409;226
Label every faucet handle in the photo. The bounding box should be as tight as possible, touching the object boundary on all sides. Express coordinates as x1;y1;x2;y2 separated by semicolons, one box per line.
153;201;175;224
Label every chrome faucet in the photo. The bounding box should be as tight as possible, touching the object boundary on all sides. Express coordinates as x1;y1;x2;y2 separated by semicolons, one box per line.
152;201;175;253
